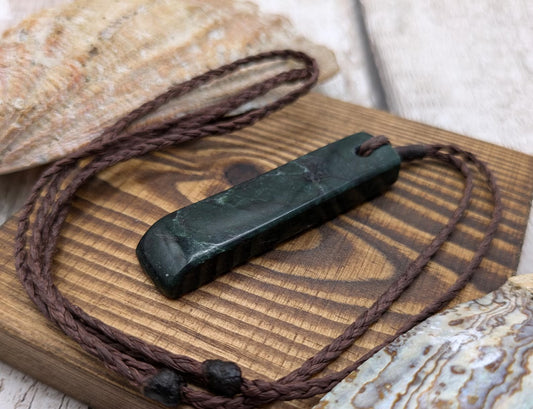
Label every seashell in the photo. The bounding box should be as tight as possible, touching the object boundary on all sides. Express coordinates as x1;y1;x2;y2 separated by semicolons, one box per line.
314;274;533;409
0;0;337;174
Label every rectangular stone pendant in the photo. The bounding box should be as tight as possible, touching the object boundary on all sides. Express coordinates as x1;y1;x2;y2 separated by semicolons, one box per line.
136;132;401;298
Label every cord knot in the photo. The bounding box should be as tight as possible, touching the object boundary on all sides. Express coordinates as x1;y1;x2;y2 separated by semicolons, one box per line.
395;144;432;162
356;135;390;157
143;368;185;406
203;359;243;397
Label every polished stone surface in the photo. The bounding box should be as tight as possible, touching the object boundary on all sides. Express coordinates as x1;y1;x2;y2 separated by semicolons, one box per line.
137;133;400;298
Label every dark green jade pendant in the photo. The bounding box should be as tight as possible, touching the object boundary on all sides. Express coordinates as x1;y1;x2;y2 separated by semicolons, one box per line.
137;132;401;298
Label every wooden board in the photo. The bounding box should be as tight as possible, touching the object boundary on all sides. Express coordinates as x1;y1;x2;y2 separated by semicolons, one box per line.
0;93;532;409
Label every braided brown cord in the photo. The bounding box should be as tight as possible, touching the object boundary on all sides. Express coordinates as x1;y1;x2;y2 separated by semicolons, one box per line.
14;50;503;408
15;49;320;387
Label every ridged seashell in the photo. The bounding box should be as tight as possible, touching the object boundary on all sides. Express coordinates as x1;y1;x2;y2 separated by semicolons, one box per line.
0;0;337;174
314;274;533;409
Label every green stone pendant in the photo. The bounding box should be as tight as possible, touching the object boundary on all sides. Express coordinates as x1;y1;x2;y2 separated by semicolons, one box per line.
137;132;400;298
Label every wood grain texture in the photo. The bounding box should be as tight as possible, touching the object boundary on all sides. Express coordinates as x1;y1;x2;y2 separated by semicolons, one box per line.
360;0;533;277
360;0;533;152
0;1;372;406
0;361;86;409
0;93;532;409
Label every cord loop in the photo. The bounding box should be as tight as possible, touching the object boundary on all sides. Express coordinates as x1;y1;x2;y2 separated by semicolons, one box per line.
14;51;502;408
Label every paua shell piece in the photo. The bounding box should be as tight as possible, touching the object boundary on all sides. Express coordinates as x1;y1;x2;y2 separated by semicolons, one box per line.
0;0;337;174
314;275;533;409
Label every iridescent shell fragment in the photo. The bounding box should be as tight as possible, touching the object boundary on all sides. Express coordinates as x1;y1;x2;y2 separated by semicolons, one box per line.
315;275;533;409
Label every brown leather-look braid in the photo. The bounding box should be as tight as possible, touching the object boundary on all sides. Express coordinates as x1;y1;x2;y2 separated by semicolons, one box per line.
14;49;503;408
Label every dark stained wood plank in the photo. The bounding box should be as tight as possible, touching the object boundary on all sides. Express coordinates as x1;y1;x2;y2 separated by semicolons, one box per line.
0;93;532;409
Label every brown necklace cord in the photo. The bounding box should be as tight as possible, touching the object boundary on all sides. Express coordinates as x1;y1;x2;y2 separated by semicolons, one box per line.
13;50;503;408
